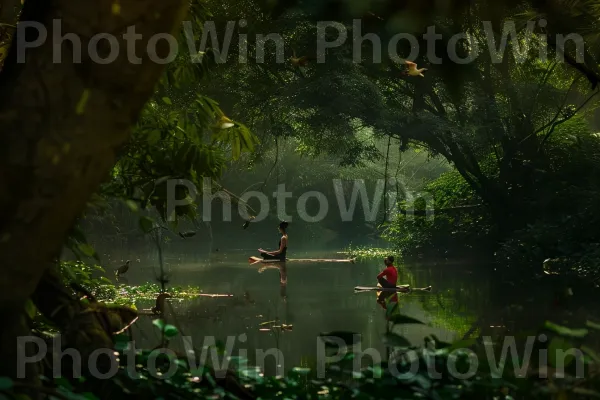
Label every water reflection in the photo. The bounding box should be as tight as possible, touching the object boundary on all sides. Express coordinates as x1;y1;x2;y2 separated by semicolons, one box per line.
257;262;288;302
73;234;600;381
119;250;489;375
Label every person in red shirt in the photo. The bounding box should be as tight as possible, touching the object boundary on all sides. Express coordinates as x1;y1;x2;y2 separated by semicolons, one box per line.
376;256;398;307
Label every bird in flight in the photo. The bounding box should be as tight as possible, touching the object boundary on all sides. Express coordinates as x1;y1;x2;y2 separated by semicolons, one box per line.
215;115;235;129
289;49;313;67
242;215;256;229
178;231;196;238
404;60;427;77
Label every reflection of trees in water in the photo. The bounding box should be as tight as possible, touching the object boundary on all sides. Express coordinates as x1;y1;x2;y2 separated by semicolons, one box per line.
418;289;480;338
394;264;491;338
402;264;600;341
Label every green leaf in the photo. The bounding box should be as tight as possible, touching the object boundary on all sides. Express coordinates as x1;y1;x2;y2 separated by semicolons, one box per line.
163;324;178;338
232;131;241;160
75;89;91;115
77;243;96;257
291;367;311;375
388;314;426;326
147;130;162;145
54;377;72;390
548;337;576;368
545;321;588;338
383;332;411;348
319;331;360;347
24;299;37;319
204;373;216;388
190;366;208;377
215;340;226;353
572;388;600;398
582;345;600;363
413;373;432;390
178;231;196;238
162;97;172;105
429;334;452;349
0;377;13;390
114;334;130;351
586;320;600;330
139;216;154;233
153;318;166;331
68;226;88;245
154;176;171;186
60;262;79;283
124;200;139;212
385;301;399;318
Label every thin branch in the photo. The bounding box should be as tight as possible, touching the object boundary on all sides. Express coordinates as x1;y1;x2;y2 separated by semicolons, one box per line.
539;88;600;147
240;181;264;194
398;204;483;216
380;136;392;225
258;135;279;193
529;61;557;119
210;181;258;215
549;35;600;89
515;76;582;148
533;76;581;136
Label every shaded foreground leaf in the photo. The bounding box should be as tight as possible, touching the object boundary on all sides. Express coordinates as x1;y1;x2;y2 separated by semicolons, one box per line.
139;216;155;233
388;314;426;326
545;321;588;338
548;337;576;368
383;332;411;348
319;331;361;347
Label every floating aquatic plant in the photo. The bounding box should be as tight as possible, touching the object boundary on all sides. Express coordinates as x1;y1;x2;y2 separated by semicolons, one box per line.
342;245;392;260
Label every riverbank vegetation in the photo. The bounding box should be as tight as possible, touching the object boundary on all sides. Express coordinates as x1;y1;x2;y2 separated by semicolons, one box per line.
197;0;600;279
383;117;600;276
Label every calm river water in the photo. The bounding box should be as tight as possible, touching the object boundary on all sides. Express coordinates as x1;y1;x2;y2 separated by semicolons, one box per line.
107;247;500;375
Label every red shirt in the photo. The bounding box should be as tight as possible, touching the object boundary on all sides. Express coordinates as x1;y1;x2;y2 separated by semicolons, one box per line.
377;265;398;286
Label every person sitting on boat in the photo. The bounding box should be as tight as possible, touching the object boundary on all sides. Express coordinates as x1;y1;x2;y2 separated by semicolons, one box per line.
376;256;398;307
258;221;288;261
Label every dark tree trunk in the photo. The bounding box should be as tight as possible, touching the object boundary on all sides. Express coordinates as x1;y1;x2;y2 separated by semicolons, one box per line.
0;0;188;379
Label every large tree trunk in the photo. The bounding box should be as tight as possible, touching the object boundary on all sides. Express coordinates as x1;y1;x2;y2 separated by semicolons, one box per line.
0;0;188;378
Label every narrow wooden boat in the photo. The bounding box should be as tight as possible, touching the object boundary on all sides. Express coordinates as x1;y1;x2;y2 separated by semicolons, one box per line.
248;256;355;265
354;285;432;293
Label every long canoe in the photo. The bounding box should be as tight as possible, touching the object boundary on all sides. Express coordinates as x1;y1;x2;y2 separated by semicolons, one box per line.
354;285;432;293
248;256;355;265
